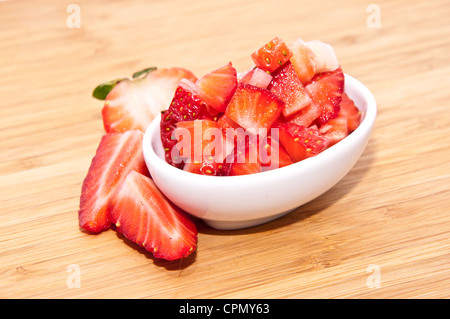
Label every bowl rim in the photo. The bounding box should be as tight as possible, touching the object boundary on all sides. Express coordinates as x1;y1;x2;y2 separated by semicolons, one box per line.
143;73;377;184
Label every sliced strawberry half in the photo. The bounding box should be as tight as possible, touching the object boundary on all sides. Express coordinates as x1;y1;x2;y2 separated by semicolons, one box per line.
102;67;197;133
160;79;217;168
225;83;283;134
278;123;330;162
305;67;345;124
195;62;237;112
269;62;313;117
251;37;293;74
109;170;198;261
78;130;149;233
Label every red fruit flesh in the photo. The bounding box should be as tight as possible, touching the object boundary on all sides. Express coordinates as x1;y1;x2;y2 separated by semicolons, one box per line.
251;37;293;74
160;79;216;168
305;67;344;124
269;62;313;117
278;123;330;162
195;62;237;112
109;171;198;260
225;83;283;134
78;130;149;233
339;93;361;133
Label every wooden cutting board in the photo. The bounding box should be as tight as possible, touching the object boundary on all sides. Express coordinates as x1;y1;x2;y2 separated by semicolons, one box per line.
1;0;449;299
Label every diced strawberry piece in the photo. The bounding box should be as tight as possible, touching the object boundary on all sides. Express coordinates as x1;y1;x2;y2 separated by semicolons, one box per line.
175;120;229;163
102;67;197;133
195;62;238;112
289;38;317;84
78;130;149;233
318;116;348;146
339;93;361;133
225;83;283;134
108;170;198;260
238;67;273;89
229;142;262;176
217;113;241;130
305;67;344;124
174;120;233;176
251;37;293;74
269;62;313;117
278;123;330;162
259;129;293;170
284;101;321;128
305;40;339;74
160;79;217;168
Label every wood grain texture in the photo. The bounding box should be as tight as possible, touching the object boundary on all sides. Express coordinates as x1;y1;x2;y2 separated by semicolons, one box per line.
1;0;449;299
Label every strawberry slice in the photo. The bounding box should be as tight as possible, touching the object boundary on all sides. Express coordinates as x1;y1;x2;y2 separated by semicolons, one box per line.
278;123;330;162
305;67;344;125
109;170;198;260
269;62;313;117
225;83;283;134
160;79;217;168
195;62;237;112
102;67;197;133
251;37;293;74
78;130;149;233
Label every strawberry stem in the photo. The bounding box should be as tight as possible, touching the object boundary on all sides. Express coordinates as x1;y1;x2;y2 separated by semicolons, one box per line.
132;67;157;79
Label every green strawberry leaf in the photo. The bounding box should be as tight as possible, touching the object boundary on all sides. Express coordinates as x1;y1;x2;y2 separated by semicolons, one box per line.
92;78;126;100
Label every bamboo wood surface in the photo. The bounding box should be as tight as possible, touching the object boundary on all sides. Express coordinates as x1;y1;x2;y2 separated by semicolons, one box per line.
1;0;449;299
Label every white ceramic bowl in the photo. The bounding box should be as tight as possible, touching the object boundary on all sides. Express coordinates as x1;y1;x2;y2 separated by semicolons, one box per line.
143;74;376;230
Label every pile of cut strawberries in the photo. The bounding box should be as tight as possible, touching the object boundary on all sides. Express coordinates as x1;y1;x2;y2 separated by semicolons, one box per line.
79;37;361;261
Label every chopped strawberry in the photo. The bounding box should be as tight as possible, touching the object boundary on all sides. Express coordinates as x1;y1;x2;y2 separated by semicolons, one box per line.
284;101;321;128
175;120;233;176
269;62;313;117
176;120;231;162
305;40;339;73
318;116;348;146
195;62;238;112
305;67;345;124
78;130;149;233
238;67;273;88
339;93;361;133
217;113;241;130
251;37;293;74
229;141;262;176
160;79;217;168
109;170;198;260
102;67;197;133
225;83;283;134
278;123;329;162
289;38;317;84
259;129;293;170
